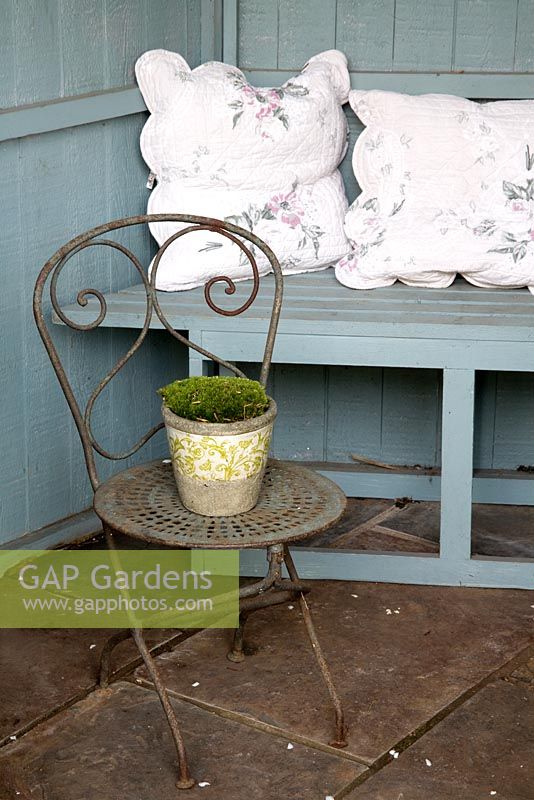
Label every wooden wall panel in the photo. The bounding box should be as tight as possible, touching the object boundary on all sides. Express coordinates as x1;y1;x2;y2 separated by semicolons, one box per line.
237;0;529;76
473;373;497;470
326;366;383;463
453;0;518;72
0;140;27;536
13;0;61;105
147;0;187;53
381;369;441;467
2;0;198;113
185;0;202;64
0;0;16;108
493;373;534;469
277;0;337;68
237;0;279;69
19;131;75;531
60;123;113;499
1;0;201;543
106;0;148;87
270;365;327;459
336;0;395;71
62;0;106;96
393;0;455;70
514;0;534;71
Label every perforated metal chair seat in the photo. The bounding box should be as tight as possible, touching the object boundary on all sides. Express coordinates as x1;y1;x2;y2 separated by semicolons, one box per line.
94;459;346;549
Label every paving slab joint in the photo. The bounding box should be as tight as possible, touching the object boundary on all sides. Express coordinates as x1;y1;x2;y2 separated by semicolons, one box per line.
129;677;372;767
0;630;201;750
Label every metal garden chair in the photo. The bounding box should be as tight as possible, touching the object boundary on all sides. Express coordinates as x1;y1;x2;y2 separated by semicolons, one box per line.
34;214;348;790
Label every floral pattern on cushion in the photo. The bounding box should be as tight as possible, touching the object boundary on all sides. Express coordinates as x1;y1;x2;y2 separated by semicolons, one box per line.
135;48;351;291
336;90;534;292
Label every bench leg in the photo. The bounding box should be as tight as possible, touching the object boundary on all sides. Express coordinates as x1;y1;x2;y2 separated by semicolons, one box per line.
440;368;475;563
188;354;210;377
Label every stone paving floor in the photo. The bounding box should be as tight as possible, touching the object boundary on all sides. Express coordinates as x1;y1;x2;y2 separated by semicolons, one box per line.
0;501;532;799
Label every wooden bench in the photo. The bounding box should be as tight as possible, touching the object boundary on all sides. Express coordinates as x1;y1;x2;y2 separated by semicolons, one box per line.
54;22;534;590
59;268;534;590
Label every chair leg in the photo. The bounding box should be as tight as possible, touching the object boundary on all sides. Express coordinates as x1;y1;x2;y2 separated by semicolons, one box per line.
101;528;194;787
131;628;195;790
99;630;133;688
227;612;249;663
283;547;348;748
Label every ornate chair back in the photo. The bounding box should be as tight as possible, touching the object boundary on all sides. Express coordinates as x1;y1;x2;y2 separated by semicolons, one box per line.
33;214;283;491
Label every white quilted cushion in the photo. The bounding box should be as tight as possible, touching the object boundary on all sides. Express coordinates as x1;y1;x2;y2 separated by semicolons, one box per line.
135;49;351;291
336;90;534;293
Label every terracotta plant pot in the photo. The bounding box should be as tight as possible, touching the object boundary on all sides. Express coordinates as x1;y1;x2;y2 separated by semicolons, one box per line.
162;399;277;516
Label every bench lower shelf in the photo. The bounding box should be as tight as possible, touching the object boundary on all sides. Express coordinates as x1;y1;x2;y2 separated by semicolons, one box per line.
241;548;533;590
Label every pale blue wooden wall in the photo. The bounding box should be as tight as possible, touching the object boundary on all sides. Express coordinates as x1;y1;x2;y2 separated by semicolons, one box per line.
237;0;534;72
0;0;201;543
3;0;534;545
235;0;534;473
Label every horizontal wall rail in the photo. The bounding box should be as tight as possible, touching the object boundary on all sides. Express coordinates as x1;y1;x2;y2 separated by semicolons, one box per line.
244;70;534;99
0;86;146;142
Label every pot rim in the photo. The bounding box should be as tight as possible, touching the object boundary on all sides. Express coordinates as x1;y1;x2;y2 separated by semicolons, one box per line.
162;396;277;436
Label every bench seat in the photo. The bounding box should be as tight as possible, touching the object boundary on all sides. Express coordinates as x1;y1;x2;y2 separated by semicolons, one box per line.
60;270;534;366
57;270;534;590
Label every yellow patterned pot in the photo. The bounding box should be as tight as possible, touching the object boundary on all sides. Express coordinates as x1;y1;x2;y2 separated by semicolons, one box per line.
162;399;277;516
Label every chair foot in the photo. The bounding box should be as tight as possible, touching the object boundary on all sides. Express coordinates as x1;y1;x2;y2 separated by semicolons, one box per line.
176;778;196;791
227;613;247;662
227;649;246;664
283;547;348;748
131;628;195;789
